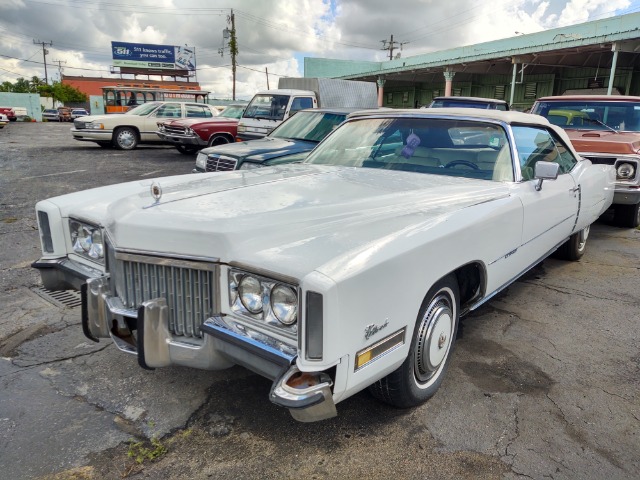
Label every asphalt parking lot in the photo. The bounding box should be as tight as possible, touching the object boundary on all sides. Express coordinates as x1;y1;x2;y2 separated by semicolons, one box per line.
0;121;638;480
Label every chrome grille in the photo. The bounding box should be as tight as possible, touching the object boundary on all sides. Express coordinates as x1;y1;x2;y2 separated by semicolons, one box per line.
111;251;218;338
206;155;238;172
74;120;87;129
163;125;188;135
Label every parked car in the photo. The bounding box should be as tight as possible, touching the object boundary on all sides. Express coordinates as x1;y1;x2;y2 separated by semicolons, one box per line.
194;108;357;172
0;113;8;128
531;95;640;227
0;107;17;122
42;109;60;122
71;101;219;150
156;103;246;154
71;108;89;119
32;109;614;422
58;107;73;122
427;96;510;110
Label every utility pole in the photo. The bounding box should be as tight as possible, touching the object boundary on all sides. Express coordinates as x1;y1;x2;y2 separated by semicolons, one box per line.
52;59;66;82
381;35;408;61
219;9;238;100
33;39;53;84
229;9;237;100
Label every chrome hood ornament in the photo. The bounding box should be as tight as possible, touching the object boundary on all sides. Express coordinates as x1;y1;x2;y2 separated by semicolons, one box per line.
151;181;162;202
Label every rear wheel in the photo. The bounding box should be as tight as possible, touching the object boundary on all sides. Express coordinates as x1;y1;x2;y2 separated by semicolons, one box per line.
175;145;199;155
554;225;589;261
369;274;459;408
207;134;231;148
114;127;138;150
614;203;640;228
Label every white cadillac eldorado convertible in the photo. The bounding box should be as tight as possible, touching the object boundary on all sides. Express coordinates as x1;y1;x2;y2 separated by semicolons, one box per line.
33;109;615;422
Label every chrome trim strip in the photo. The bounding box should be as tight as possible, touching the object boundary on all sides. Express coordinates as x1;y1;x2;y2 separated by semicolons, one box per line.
113;249;220;265
114;251;218;270
489;213;575;266
470;243;561;312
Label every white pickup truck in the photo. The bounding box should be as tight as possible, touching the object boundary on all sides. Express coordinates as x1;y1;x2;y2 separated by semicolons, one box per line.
236;77;378;141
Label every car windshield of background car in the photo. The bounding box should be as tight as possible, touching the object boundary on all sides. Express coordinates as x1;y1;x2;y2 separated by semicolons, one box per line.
304;117;511;181
242;95;289;120
532;101;640;132
218;105;245;119
270;111;347;143
124;102;161;116
432;100;493;110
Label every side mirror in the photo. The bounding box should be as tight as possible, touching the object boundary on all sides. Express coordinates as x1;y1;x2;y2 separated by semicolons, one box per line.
533;161;560;191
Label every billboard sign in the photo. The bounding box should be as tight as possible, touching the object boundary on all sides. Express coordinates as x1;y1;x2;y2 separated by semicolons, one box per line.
111;42;196;71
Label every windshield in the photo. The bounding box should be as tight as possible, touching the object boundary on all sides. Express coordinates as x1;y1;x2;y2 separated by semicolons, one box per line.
304;117;512;182
431;99;507;110
242;94;289;120
270;111;347;142
219;105;245;119
124;102;161;116
532;100;640;132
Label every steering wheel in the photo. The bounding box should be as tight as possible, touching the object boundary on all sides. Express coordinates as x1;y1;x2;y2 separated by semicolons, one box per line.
444;160;479;170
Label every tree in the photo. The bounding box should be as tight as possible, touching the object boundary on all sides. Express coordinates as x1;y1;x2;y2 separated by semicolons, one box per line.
30;76;45;92
51;81;87;103
12;77;31;93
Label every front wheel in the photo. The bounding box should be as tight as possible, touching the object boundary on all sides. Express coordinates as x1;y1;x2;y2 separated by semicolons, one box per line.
207;134;231;148
614;203;640;228
554;225;589;261
369;274;459;408
113;127;139;150
176;145;198;155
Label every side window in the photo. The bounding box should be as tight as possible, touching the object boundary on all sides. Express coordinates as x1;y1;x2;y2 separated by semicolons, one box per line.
290;97;313;114
186;105;211;118
511;126;577;181
155;104;182;118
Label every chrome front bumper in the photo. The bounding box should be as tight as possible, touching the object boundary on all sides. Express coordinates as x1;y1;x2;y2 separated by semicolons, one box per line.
71;129;113;141
157;132;205;146
613;187;640;205
81;275;337;422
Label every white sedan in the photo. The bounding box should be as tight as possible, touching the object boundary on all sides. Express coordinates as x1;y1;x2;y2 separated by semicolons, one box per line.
33;109;614;422
71;101;219;150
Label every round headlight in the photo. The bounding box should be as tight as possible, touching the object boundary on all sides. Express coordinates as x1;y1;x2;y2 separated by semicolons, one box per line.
88;229;104;259
271;285;298;325
71;222;92;253
617;162;635;179
238;275;263;313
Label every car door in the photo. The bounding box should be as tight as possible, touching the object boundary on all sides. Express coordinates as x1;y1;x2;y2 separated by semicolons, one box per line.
512;126;579;265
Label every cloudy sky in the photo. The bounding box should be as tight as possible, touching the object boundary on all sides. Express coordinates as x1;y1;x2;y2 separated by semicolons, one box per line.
0;0;638;100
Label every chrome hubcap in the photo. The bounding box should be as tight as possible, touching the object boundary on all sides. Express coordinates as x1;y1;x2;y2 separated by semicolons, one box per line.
118;131;135;148
414;292;454;384
578;225;590;252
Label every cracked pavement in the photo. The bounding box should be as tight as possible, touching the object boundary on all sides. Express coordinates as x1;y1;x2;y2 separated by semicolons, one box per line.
1;123;639;479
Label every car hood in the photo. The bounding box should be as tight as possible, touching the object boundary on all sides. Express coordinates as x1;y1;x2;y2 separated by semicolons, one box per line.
49;165;510;279
565;130;640;155
199;137;316;162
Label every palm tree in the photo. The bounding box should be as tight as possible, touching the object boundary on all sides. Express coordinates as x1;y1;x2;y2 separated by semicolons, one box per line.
30;76;45;92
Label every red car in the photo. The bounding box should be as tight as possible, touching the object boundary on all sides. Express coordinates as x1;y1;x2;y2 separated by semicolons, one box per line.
0;107;17;122
156;103;245;154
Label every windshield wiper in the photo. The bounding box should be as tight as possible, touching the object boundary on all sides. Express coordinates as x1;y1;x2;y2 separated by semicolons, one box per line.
586;117;618;134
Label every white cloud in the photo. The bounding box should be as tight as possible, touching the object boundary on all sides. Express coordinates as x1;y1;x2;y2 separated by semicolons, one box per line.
0;0;635;97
